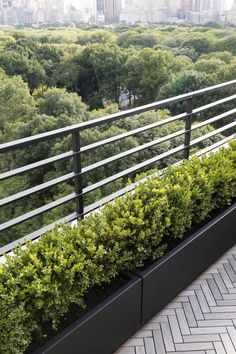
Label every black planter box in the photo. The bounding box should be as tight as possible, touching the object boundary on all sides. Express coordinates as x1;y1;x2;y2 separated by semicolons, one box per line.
35;273;142;354
32;203;236;353
135;202;236;325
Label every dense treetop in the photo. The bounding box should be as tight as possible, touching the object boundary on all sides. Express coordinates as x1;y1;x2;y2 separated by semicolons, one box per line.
0;23;235;110
0;23;235;246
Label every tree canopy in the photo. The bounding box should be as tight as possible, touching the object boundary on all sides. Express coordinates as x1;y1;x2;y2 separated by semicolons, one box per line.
0;23;235;247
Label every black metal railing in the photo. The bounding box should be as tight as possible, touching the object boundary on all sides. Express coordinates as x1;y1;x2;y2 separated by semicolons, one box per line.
1;80;236;255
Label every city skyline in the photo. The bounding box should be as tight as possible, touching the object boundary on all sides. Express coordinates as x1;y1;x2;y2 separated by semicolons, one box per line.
0;0;236;25
67;0;232;11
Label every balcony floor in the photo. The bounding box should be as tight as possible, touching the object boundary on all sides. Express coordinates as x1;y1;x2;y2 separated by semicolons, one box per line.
115;244;236;354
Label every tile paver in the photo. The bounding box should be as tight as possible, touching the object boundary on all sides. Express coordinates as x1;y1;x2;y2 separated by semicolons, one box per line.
115;244;236;354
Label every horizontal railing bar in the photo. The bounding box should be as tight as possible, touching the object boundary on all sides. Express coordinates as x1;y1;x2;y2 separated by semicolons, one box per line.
0;193;78;232
193;94;236;115
0;160;184;255
82;120;236;197
0;112;187;182
71;135;236;219
82;129;185;175
194;133;236;158
1;181;153;254
82;144;185;196
2;173;171;254
0;212;79;256
186;79;236;96
81;95;236;154
1;107;232;184
82;186;136;216
82;160;190;216
0;151;74;182
81;112;188;153
83;136;236;210
2;94;232;181
0;183;150;255
1;134;235;255
2;106;233;183
191;109;236;132
0;172;76;207
190;121;236;147
1;80;236;153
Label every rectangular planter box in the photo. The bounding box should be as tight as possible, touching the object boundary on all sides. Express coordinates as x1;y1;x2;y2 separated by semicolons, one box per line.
135;202;236;325
32;202;236;353
35;273;142;354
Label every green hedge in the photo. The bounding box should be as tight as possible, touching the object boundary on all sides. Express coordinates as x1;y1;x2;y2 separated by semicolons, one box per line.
0;142;236;354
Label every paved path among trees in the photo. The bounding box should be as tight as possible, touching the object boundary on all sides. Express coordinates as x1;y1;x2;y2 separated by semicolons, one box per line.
115;244;236;354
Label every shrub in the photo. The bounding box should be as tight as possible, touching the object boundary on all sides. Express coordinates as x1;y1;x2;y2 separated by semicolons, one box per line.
0;143;235;354
164;157;215;226
102;182;171;269
201;147;236;209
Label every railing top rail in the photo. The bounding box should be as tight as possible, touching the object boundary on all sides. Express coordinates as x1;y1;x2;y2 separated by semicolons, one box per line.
1;79;236;154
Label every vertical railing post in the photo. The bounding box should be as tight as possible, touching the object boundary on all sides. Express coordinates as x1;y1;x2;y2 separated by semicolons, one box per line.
184;97;193;160
72;130;84;218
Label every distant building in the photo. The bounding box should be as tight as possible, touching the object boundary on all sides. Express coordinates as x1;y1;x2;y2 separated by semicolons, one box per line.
0;0;229;26
120;0;225;25
44;0;64;23
180;0;192;20
167;0;182;17
227;0;236;24
145;0;168;22
182;0;192;11
0;0;12;24
0;0;65;25
120;0;143;24
96;0;105;22
24;0;37;24
76;0;96;22
120;0;168;24
120;0;189;24
6;6;18;24
105;0;122;22
180;0;224;24
67;5;82;23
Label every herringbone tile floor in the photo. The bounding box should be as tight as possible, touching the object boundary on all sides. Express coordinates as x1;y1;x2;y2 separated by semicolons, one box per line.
115;244;236;354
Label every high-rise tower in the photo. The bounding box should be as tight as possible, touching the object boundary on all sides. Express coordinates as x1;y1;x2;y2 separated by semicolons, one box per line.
167;0;181;17
190;0;223;23
120;0;170;23
120;0;145;23
105;0;122;22
182;0;192;11
96;0;105;22
77;0;96;22
227;0;236;24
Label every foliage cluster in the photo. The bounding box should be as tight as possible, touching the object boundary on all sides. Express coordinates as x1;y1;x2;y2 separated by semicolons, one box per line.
0;24;236;107
0;143;235;354
0;23;235;246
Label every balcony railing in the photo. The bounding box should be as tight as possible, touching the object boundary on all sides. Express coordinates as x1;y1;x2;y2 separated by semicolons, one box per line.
1;80;236;255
